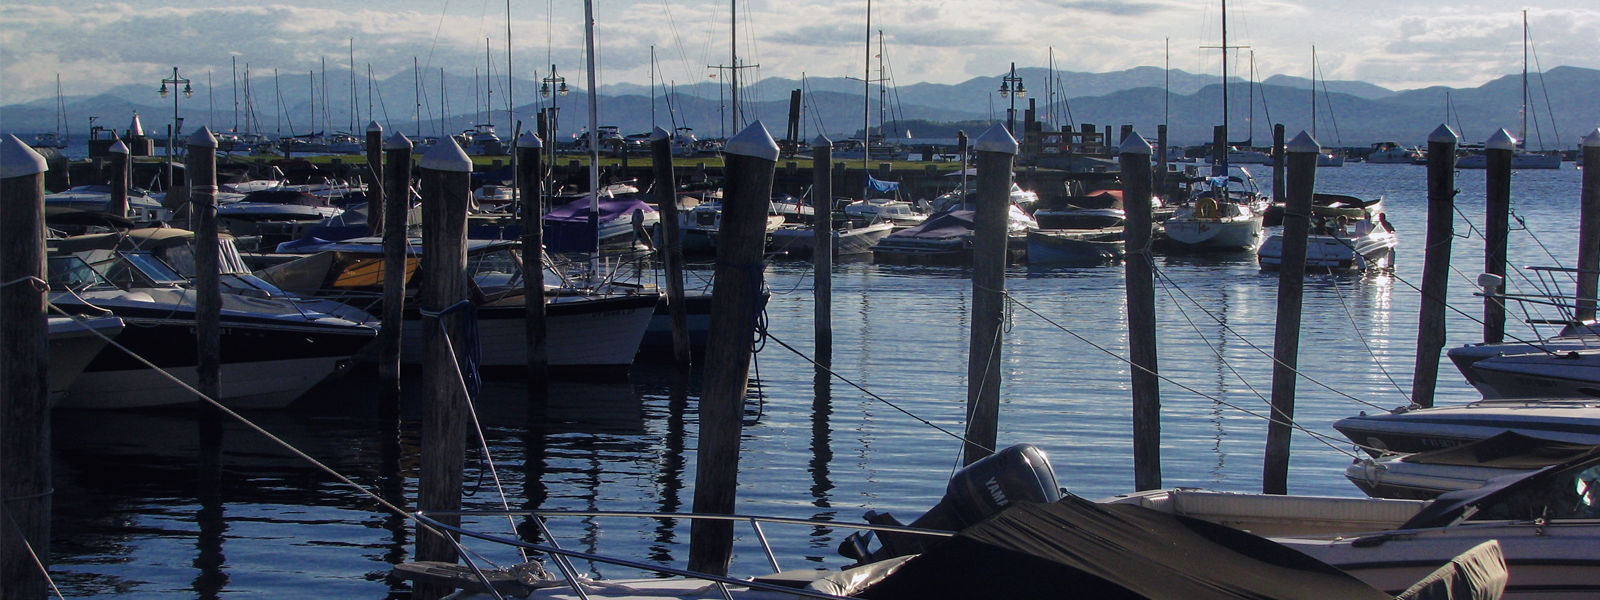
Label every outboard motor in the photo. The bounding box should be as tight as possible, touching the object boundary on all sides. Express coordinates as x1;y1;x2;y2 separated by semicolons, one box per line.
840;443;1061;564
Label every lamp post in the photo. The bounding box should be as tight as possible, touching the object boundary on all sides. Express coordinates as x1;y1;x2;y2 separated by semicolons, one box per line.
998;62;1025;136
540;65;568;203
159;67;193;192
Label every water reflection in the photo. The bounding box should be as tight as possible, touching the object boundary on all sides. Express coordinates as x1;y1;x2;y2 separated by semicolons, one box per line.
193;408;227;599
809;365;837;558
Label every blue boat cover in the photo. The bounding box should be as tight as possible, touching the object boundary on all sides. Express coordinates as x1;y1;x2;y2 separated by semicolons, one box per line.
867;174;900;194
542;196;656;253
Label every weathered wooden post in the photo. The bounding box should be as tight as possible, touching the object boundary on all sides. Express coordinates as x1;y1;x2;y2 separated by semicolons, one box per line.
650;127;692;371
963;123;1016;467
813;134;835;366
108;139;131;218
1272;124;1286;204
0;135;51;600
1410;125;1460;409
688;121;777;576
366;121;386;236
414;136;473;600
1155;124;1169;199
1120;132;1161;491
1483;129;1515;344
189;127;222;406
1264;131;1320;495
516;131;549;404
1577;128;1600;322
379;132;413;393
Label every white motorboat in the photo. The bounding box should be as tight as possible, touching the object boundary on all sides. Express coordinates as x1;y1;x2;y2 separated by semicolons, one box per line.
1448;320;1600;400
1367;142;1422;164
44;184;171;226
843;198;926;227
257;238;659;374
1259;193;1397;272
1332;398;1600;455
1344;431;1596;500
46;315;124;406
1161;167;1268;252
46;250;376;409
1104;446;1600;598
871;206;1037;266
770;220;895;257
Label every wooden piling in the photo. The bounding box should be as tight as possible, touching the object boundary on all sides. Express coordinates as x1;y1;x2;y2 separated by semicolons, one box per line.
650;127;692;371
412;138;476;600
1155;125;1168;198
963;123;1017;467
188;127;222;406
813;134;835;366
1483;129;1515;344
379;132;413;393
0;135;51;600
517;132;550;403
1118;132;1162;491
1272;124;1286;204
108;139;131;218
688;121;777;576
1577;128;1600;322
1410;125;1460;409
366;121;386;236
1264;131;1320;495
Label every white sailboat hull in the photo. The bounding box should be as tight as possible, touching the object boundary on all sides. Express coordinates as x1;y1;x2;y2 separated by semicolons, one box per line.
1162;216;1263;250
60;356;351;410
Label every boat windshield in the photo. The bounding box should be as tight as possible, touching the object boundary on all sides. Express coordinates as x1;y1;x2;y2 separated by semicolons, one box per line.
1467;457;1600;522
468;248;523;294
119;252;187;286
47;255;115;291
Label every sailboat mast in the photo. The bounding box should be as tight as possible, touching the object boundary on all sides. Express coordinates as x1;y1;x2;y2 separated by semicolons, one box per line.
232;58;239;133
651;46;657;129
584;0;601;270
730;0;739;132
1311;46;1317;139
1520;9;1528;147
351;40;357;130
862;0;872;196
1220;0;1230;174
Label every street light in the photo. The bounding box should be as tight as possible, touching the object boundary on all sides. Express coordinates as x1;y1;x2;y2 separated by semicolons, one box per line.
159;67;193;192
998;62;1025;135
539;65;567;207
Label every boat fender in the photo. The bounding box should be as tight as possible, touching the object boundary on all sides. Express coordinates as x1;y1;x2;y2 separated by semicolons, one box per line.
1195;197;1218;219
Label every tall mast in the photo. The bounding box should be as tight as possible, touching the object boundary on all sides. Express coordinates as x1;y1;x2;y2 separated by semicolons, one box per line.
232;58;239;133
584;0;602;274
1520;9;1528;147
1311;46;1317;139
651;46;657;129
730;0;739;132
1221;0;1230;174
863;0;872;196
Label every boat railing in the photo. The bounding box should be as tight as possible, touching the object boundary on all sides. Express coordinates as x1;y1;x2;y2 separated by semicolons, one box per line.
1475;265;1599;329
411;509;954;600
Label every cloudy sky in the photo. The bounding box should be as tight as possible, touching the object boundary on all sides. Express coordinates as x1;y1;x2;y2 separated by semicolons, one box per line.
3;0;1597;105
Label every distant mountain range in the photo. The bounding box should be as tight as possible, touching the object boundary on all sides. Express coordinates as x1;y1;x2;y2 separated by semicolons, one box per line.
4;66;1596;149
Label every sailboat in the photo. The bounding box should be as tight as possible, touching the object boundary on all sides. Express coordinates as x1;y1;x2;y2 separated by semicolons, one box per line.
33;75;70;149
1457;11;1562;170
1161;0;1269;253
1309;47;1346;167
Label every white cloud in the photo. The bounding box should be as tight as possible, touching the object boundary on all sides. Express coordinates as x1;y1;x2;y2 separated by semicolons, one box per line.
2;0;1596;104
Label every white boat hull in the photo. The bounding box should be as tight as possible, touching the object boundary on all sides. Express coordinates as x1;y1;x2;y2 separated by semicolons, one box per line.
1259;231;1397;271
47;316;123;407
400;294;658;371
60;356;351;410
1471;351;1600;399
1332;400;1600;454
1162;217;1262;251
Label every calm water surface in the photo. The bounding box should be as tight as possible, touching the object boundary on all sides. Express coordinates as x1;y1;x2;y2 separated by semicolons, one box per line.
49;161;1590;597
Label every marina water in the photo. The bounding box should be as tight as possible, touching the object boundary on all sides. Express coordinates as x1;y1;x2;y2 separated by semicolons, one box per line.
50;161;1586;597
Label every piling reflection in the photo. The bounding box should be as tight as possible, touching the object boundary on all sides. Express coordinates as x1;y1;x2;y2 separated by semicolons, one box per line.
649;374;690;564
809;364;837;555
193;407;227;599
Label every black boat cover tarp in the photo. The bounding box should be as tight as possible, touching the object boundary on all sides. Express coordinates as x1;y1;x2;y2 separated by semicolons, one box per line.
884;210;975;241
856;496;1391;600
1399;431;1597;470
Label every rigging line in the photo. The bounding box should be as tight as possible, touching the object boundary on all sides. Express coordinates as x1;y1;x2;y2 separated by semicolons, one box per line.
1148;266;1389;410
0;506;65;600
1153;270;1275;408
1387;265;1560;354
1330;273;1412;403
1001;291;1368;458
964;303;1007;447
761;330;984;451
35;305;508;568
437;316;530;563
1509;207;1570;273
1527;33;1561;148
425;0;454;72
1315;54;1342;145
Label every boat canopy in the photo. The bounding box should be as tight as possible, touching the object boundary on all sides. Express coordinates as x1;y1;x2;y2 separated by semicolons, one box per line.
542;196;657;253
855;496;1394;599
